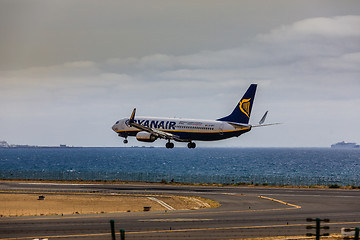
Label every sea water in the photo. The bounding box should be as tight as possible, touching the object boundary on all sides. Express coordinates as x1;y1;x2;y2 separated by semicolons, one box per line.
0;148;359;186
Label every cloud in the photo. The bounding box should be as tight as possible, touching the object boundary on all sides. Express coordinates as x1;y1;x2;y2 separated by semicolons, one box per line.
100;16;360;82
3;15;359;99
1;15;360;146
258;15;360;42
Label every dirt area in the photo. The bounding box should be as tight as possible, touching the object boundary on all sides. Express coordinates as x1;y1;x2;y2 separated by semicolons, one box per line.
0;192;219;217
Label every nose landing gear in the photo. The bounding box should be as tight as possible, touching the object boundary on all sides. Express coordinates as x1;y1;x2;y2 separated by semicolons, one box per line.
187;142;196;149
123;138;128;144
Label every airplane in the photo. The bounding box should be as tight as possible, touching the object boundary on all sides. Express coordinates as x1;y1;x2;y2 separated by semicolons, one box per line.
112;84;276;148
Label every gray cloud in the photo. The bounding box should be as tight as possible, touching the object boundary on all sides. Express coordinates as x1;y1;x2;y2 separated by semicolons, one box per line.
2;0;360;69
1;6;360;147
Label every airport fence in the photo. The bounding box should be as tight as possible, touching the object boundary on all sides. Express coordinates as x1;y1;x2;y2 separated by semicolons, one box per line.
1;170;360;187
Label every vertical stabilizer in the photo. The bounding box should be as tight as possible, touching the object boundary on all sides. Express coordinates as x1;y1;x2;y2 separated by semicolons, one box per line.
217;84;257;124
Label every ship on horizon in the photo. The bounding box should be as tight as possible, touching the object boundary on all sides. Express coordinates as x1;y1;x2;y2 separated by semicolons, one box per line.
331;141;360;149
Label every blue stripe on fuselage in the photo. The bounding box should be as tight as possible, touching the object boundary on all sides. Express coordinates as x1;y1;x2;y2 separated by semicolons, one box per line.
117;127;251;141
168;128;251;141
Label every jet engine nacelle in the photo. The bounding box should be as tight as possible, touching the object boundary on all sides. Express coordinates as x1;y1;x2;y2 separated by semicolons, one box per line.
136;131;157;142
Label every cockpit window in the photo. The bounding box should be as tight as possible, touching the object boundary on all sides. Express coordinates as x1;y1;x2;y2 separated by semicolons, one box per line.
115;121;119;124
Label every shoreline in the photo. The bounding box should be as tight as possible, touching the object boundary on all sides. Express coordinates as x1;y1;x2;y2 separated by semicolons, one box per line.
1;178;359;190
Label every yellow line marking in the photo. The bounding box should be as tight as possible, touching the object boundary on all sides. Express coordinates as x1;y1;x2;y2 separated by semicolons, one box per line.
224;193;302;210
165;127;251;134
138;218;214;222
258;195;302;209
2;221;360;239
129;221;360;234
116;127;251;134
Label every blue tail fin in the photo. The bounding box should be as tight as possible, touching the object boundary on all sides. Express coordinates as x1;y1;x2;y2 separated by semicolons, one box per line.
217;84;257;124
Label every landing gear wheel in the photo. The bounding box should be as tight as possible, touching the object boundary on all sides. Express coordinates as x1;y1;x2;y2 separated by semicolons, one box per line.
123;139;128;144
187;142;196;149
166;142;174;149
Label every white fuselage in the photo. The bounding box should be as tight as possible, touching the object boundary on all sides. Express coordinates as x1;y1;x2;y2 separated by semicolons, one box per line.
112;116;251;142
111;84;268;148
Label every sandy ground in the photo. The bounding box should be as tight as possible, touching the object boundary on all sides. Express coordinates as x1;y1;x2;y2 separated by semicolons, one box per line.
0;192;219;217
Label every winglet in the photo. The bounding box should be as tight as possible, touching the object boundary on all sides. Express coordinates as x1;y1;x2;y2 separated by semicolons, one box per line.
259;111;268;125
252;110;282;128
129;108;136;123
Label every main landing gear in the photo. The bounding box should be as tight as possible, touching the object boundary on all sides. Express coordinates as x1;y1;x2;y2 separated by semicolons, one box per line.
187;142;196;149
166;141;174;149
123;137;128;144
166;141;196;149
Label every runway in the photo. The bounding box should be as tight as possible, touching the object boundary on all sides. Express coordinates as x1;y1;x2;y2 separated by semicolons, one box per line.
1;182;360;239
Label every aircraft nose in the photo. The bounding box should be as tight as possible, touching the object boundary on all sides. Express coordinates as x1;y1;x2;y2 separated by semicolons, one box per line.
112;121;119;132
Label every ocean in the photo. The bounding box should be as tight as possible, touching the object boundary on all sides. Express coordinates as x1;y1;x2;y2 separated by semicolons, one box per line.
0;147;359;186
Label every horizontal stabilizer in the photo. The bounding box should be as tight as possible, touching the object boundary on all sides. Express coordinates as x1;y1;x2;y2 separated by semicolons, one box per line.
253;111;281;127
252;122;281;128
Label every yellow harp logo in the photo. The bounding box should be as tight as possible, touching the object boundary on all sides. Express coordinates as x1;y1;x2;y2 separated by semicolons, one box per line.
239;98;251;118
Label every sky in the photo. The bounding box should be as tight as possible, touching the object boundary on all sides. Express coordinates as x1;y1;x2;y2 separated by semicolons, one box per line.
1;0;360;148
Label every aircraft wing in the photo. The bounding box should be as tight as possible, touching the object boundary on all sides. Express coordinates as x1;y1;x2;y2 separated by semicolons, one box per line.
128;108;188;142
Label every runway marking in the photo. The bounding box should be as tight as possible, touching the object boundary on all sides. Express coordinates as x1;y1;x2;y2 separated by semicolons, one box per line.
2;221;360;239
255;193;360;198
182;196;211;208
128;221;360;234
258;195;302;209
138;218;214;222
224;193;302;210
17;183;98;186
147;197;175;210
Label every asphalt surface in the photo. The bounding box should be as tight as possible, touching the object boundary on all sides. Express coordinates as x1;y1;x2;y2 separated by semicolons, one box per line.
1;182;360;239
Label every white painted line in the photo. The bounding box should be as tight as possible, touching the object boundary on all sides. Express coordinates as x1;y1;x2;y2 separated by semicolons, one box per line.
190;197;211;208
181;196;210;208
147;197;175;210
